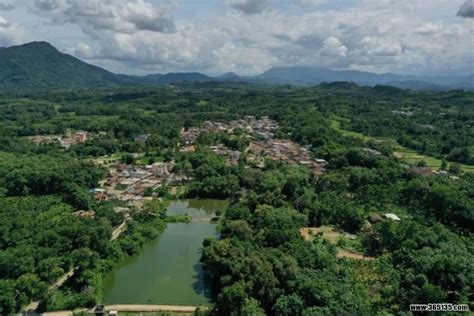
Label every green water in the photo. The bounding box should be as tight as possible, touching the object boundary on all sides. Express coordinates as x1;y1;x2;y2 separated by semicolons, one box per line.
102;199;228;305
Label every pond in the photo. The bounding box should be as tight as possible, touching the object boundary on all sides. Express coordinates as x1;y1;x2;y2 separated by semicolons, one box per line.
102;199;228;305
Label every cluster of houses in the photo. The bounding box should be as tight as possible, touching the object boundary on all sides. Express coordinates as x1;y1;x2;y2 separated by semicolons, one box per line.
180;116;327;175
248;139;327;175
93;161;176;207
209;145;241;165
181;116;278;145
27;130;103;148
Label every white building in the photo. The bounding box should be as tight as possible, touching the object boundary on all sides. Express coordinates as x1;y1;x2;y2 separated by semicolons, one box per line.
384;213;401;221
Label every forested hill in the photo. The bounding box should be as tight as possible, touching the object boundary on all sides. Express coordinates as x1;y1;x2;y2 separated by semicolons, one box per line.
0;42;131;90
0;42;217;90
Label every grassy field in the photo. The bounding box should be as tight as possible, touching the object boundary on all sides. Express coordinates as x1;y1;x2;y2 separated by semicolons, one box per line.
330;118;371;141
330;117;474;173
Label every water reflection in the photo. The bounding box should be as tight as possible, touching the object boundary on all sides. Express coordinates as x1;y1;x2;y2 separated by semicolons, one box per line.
102;199;227;305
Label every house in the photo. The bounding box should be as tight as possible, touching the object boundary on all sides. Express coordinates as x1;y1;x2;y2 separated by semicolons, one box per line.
73;210;96;218
315;159;328;164
134;134;150;143
59;139;73;149
344;233;357;240
363;148;382;155
436;170;449;176
113;207;129;214
89;188;105;194
72;131;88;143
180;145;196;153
116;164;129;171
384;213;401;221
119;179;135;186
121;170;130;177
152;163;169;177
130;170;148;179
95;192;108;201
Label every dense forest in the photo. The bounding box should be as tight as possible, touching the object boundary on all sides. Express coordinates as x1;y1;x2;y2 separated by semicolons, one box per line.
0;82;473;314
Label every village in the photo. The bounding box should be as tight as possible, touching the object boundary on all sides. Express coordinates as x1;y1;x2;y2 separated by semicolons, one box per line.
181;115;327;175
25;116;329;215
27;129;105;148
78;116;328;214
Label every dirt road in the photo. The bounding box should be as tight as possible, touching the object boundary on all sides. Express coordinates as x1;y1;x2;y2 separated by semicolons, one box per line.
24;218;129;312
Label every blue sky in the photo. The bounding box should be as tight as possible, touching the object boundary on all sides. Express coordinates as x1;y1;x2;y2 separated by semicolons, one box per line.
0;0;472;76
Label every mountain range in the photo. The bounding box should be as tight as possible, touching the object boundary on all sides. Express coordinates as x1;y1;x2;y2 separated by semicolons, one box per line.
0;41;472;90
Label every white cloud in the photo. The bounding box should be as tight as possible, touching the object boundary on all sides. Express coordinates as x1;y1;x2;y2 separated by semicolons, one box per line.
369;42;402;56
416;20;444;35
33;0;177;34
0;15;8;27
74;42;94;58
0;15;31;46
320;37;348;57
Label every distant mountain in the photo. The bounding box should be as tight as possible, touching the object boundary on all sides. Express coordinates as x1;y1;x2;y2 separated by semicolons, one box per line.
0;42;132;89
257;66;402;86
0;41;472;90
256;66;473;89
217;72;241;80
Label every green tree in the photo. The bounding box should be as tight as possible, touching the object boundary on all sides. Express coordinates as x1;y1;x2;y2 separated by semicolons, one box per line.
274;294;304;316
0;280;16;314
217;282;250;315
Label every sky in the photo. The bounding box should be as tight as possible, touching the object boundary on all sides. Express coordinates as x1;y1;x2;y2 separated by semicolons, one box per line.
0;0;473;76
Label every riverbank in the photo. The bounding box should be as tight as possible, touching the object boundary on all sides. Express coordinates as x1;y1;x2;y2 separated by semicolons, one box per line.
102;199;228;306
25;304;209;316
105;304;210;313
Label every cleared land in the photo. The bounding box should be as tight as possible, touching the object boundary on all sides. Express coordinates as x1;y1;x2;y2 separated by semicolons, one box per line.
300;226;374;261
300;226;341;243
